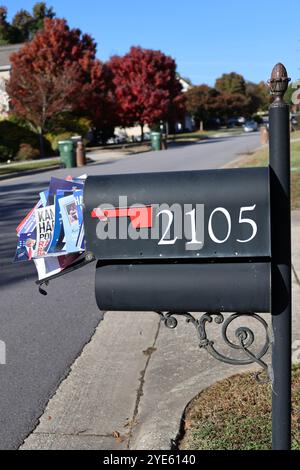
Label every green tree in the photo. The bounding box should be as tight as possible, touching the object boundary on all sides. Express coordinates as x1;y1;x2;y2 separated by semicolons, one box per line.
0;6;18;44
284;83;294;104
284;81;300;107
185;84;219;130
11;9;33;42
30;2;55;35
215;72;246;95
0;3;55;44
246;81;270;113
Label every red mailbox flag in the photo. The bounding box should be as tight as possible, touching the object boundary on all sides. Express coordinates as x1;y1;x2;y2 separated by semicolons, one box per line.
91;206;153;229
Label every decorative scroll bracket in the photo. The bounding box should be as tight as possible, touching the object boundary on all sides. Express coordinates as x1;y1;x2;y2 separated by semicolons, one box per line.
156;311;271;383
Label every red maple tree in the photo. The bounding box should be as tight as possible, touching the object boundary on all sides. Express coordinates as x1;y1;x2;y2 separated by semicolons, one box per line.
108;46;185;138
7;18;111;154
88;61;119;140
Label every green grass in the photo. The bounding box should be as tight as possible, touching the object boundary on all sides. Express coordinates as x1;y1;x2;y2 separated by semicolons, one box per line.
169;131;210;140
0;158;60;176
232;132;300;209
179;364;300;450
168;128;243;142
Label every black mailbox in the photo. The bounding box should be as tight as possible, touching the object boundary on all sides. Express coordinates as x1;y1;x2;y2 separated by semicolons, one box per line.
83;167;271;313
94;262;271;313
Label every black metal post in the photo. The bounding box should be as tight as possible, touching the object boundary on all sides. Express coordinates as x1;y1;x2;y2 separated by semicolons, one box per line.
268;63;292;450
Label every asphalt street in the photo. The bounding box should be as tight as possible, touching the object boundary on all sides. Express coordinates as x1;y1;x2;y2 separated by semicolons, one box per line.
0;132;260;449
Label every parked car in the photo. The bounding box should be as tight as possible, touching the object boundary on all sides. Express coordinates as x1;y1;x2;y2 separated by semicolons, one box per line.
243;120;258;133
237;116;246;125
135;132;151;142
107;134;127;144
227;117;245;128
227;118;239;128
115;135;127;144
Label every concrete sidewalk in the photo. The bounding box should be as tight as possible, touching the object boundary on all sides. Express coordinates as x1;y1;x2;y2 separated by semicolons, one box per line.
21;212;300;450
87;149;129;165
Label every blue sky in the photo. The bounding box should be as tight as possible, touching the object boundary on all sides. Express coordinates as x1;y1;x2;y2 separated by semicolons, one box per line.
7;0;300;85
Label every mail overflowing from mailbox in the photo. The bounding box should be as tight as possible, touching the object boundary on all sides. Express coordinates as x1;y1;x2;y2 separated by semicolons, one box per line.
14;175;87;281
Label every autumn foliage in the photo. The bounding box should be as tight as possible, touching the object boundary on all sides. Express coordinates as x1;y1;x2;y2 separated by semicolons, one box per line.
3;6;272;156
8;19;185;148
7;18;114;152
108;47;185;135
88;61;119;134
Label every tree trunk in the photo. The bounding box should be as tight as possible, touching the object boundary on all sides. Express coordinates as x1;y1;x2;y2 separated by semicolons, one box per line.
199;121;204;132
140;123;144;142
38;128;45;158
166;121;169;138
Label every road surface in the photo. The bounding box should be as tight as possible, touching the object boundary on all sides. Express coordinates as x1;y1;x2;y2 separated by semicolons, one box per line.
0;132;260;449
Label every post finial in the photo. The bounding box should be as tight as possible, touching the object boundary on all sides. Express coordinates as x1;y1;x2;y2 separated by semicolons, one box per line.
268;63;291;103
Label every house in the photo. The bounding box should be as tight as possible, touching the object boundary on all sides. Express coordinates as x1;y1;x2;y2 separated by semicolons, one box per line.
0;44;23;117
178;76;192;93
177;76;195;132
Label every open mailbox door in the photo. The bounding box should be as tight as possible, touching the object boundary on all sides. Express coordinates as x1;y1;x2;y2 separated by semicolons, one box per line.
83;167;271;313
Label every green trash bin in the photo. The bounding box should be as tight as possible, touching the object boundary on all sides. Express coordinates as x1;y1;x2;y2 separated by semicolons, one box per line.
58;140;76;168
150;132;162;151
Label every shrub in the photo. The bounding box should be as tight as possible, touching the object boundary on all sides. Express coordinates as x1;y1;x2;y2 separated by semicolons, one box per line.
47;113;91;136
7;113;34;130
45;113;92;150
15;143;40;161
45;132;74;152
0;120;52;159
0;144;13;163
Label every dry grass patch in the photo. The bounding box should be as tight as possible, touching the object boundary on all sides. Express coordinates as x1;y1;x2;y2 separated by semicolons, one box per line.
179;365;300;450
229;137;300;209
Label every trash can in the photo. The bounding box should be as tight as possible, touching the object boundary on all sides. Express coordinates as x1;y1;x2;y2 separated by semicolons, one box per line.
76;141;86;167
161;134;168;150
150;132;162;151
58;140;76;168
71;135;82;147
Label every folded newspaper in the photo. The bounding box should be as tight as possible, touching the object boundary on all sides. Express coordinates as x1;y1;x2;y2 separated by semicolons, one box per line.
14;175;88;282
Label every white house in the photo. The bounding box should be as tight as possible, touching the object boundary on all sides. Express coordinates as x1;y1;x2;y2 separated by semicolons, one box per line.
0;44;23;117
177;76;195;132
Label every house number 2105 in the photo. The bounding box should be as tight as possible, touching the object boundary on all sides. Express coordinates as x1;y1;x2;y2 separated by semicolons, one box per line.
157;204;258;250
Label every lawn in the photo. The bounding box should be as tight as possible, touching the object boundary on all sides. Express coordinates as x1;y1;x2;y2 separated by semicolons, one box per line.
230;131;300;209
0;158;60;176
169;128;244;142
179;364;300;450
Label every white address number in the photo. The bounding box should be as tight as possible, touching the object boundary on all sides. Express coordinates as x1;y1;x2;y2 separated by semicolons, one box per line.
157;204;257;248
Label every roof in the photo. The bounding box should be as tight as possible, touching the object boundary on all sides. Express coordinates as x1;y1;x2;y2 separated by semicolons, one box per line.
176;74;193;93
0;44;23;70
179;77;192;93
